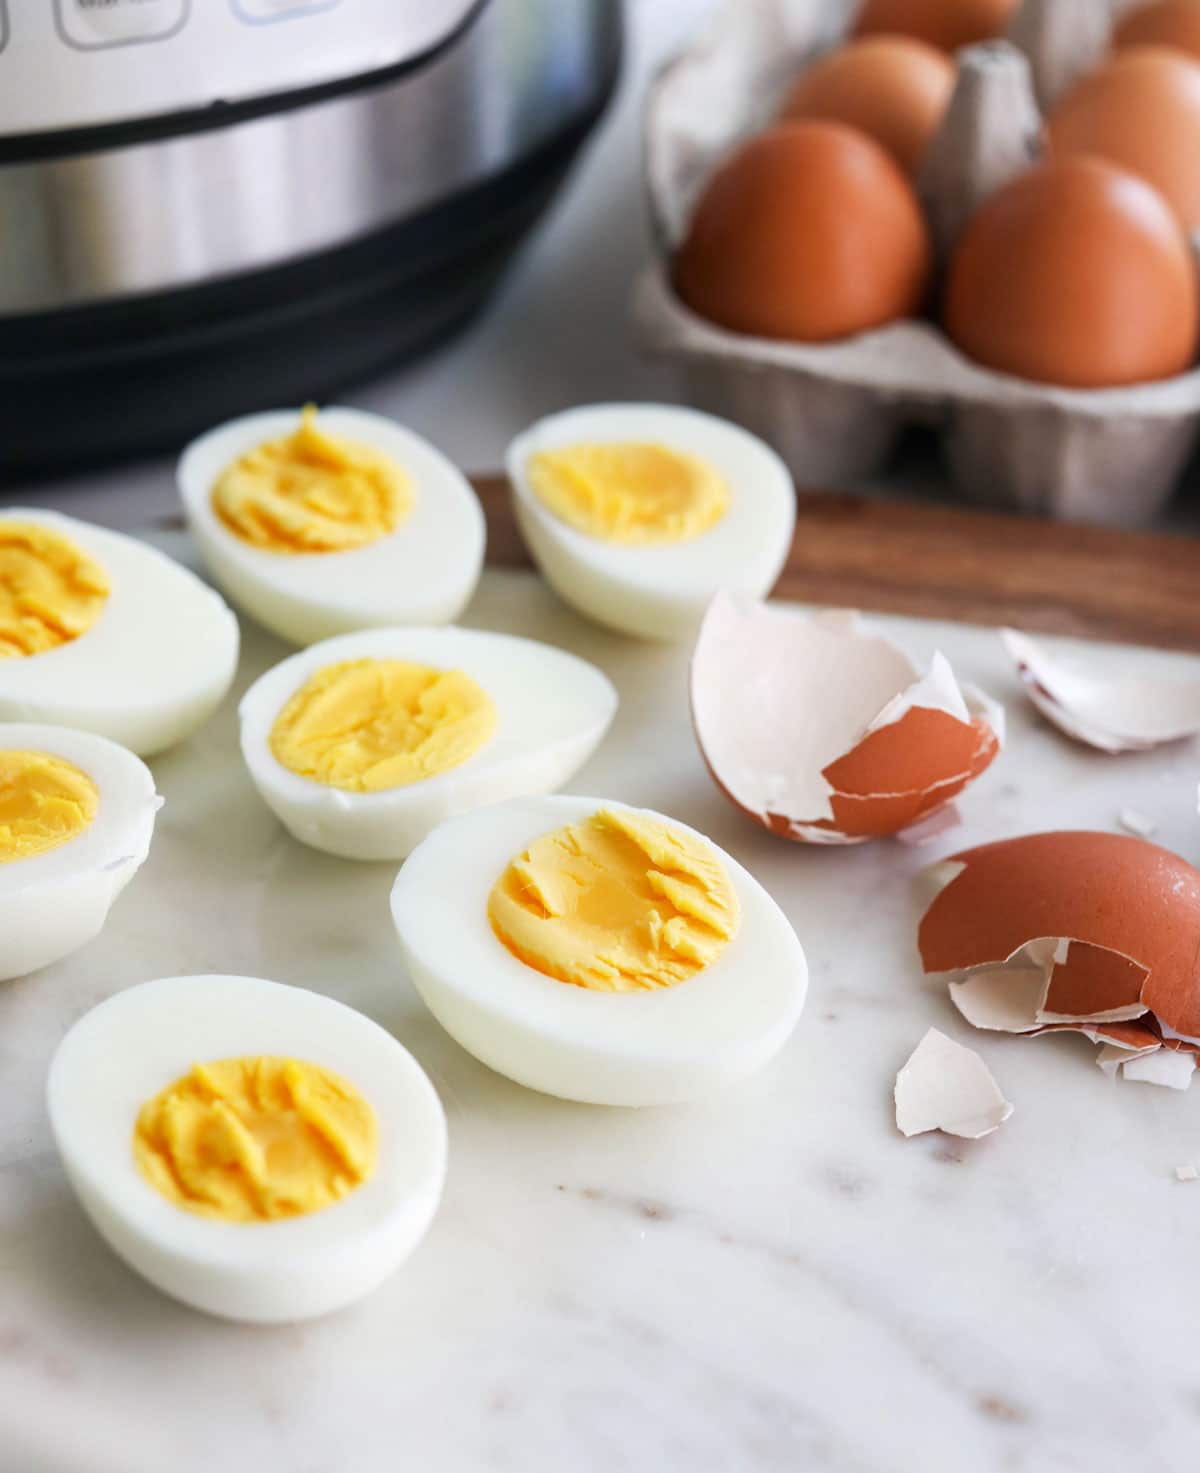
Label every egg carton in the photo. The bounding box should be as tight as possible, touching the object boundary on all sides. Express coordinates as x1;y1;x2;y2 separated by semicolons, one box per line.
634;0;1200;525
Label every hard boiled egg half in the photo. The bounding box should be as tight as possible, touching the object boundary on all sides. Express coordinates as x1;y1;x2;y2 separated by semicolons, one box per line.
0;724;159;981
47;974;447;1323
239;627;617;860
390;796;808;1106
178;406;485;646
506;404;796;641
0;510;238;755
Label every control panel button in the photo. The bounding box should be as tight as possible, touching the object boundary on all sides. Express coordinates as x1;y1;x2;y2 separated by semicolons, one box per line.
232;0;340;22
55;0;189;49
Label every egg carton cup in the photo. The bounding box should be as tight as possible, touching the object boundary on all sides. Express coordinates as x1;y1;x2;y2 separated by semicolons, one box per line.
636;0;1200;525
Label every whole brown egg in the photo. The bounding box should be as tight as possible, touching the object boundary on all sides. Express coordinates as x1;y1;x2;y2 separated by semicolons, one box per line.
674;122;932;342
1048;46;1200;230
780;36;956;172
1114;0;1200;60
944;156;1199;388
852;0;1018;52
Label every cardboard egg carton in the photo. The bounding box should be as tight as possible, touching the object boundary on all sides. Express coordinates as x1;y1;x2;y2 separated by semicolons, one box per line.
634;0;1200;525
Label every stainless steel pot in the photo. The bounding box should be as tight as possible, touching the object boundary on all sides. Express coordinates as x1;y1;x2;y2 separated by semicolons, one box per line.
0;0;622;467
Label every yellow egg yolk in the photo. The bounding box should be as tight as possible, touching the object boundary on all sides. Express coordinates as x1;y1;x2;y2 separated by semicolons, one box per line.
134;1056;377;1222
488;808;740;992
527;442;730;545
212;405;413;554
0;749;99;863
0;521;110;658
269;657;497;793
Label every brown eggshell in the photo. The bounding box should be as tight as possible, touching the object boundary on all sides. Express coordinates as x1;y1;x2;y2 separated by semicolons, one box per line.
944;156;1200;388
1114;1;1200;64
1040;943;1148;1019
673;122;932;343
1048;46;1200;231
1034;1017;1160;1050
853;0;1018;51
1085;1019;1160;1050
779;36;956;172
919;831;1200;1037
820;707;1000;838
690;596;1002;845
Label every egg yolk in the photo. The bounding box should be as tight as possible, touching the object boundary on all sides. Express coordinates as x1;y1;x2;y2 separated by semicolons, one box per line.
527;442;730;545
134;1056;377;1223
212;405;413;554
488;808;740;992
270;657;497;793
0;522;110;658
0;750;99;863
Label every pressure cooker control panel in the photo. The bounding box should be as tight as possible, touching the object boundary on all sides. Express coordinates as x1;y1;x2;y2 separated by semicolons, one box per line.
1;0;481;138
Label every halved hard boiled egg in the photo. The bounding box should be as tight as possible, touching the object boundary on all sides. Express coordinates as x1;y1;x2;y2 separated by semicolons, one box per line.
47;973;447;1323
506;404;796;641
178;406;485;646
0;510;238;755
239;627;617;860
390;796;808;1106
0;724;160;981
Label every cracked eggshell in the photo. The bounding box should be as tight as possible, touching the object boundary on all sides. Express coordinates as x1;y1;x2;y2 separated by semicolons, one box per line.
690;594;1001;843
919;831;1200;1041
639;0;1200;525
894;1028;1013;1140
1003;629;1200;752
1121;1047;1197;1088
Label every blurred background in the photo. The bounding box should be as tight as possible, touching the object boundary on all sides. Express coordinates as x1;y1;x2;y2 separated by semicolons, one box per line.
2;0;707;525
7;0;1200;531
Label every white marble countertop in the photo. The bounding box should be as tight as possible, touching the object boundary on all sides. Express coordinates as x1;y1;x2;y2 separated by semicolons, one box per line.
4;4;1200;1467
3;541;1200;1473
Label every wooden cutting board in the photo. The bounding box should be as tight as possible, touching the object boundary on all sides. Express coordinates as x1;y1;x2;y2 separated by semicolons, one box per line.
472;474;1200;652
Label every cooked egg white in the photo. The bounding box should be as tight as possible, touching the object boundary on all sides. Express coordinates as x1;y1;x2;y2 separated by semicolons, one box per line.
507;404;796;641
0;510;238;756
47;973;447;1323
239;627;618;860
390;795;808;1105
178;407;486;646
0;723;160;981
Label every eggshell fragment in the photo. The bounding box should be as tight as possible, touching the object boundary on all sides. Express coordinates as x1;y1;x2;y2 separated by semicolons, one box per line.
923;831;1200;1087
948;964;1047;1033
1003;629;1200;753
690;596;1002;844
1120;1047;1196;1089
894;1028;1013;1140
